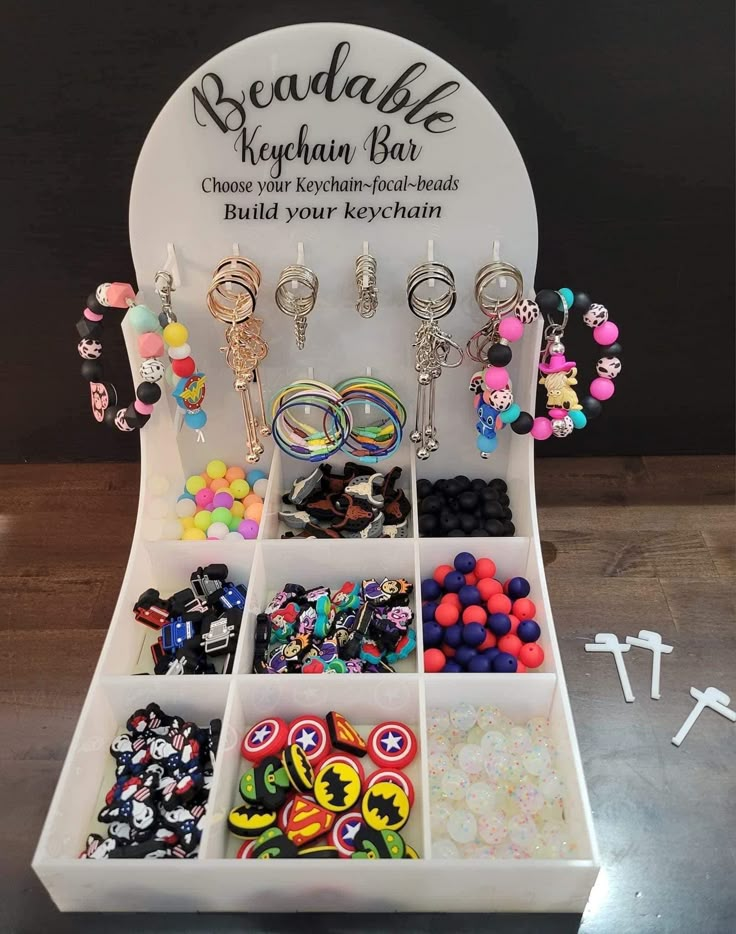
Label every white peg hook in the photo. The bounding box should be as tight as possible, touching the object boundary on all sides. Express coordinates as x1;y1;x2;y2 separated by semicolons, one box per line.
625;629;673;700
427;240;435;288
365;366;372;414
305;365;314;414
491;239;507;288
232;242;240;255
293;242;304;290
585;632;635;703
158;243;182;289
672;686;736;747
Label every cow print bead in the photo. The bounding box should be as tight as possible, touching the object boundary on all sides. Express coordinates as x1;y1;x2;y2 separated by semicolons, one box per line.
78;338;102;360
596;356;621;379
514;299;540;324
583;303;608;328
551;415;574;438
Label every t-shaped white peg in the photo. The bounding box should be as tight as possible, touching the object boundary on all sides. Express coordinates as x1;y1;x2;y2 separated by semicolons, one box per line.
625;629;673;700
585;633;634;702
671;686;736;747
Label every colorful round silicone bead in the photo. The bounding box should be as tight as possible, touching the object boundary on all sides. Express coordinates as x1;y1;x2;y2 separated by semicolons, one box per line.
590;377;615;401
519;643;545;669
367;722;417;769
238;519;259;539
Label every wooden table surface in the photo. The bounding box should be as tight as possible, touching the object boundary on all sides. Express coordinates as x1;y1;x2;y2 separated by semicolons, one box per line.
2;456;734;934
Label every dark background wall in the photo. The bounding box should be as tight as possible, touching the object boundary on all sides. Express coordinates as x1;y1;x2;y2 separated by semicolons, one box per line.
1;0;733;462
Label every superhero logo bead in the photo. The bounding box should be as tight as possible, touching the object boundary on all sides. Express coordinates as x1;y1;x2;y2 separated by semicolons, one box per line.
319;752;366;787
297;844;341;858
366;768;415;808
367;722;417;770
236;838;257;858
313;760;362;813
281;743;315;793
287;716;330;764
326;711;368;757
241;717;288;763
228;803;278;838
362;781;410;831
285;794;335;846
351;824;406;860
328;810;364;857
252;826;299;859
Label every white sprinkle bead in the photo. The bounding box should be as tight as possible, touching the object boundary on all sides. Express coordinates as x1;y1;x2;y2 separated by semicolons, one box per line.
432;838;460;859
457;744;484;775
441;769;469;801
450;702;477;732
427;708;450;735
447;809;477;845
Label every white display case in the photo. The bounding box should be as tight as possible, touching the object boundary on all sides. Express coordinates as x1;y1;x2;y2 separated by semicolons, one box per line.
34;22;599;912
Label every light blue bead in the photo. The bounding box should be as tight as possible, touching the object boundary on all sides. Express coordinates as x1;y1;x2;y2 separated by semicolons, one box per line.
558;288;574;311
185;409;207;429
476;434;498;453
500;403;521;424
178;491;195;502
128;304;160;334
570;409;587;430
246;470;267;485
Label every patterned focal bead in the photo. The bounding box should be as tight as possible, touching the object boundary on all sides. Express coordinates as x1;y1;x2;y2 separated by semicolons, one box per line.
514;298;540;324
551;415;574;438
489;388;513;412
596;356;621;379
114;408;135;432
583;303;608;328
139;359;165;383
78;339;102;359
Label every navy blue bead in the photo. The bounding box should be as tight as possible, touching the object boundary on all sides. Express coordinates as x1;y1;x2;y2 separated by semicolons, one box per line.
462;622;486;646
491;651;518;673
443;571;465;592
455;645;477;667
506;576;531;599
442;660;463;673
482;647;500;663
468;654;492;673
458;584;481;606
443;623;464;648
517;619;542;643
423;621;443;647
422;601;438;622
421;579;442;601
487;612;512;637
453;551;476;574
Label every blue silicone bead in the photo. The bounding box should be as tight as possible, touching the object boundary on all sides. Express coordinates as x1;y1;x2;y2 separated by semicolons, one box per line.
487;613;512;637
477;434;498;453
128;304;160;334
442;660;463;673
443;623;464;648
443;571;465;593
506;577;531;599
246;469;267;485
462;622;486;647
468;654;493;673
454;552;476;574
421;579;442;601
422;601;438;622
558;288;574;310
491;651;518;673
483;647;500;663
455;645;477;667
458;585;481;607
500;404;521;425
178;491;195;502
570;409;587;430
517;619;542;643
184;409;207;429
423;621;443;647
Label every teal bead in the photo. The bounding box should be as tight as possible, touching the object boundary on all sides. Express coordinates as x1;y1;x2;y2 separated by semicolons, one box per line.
500;403;521;424
476;434;498;453
128;304;160;334
558;288;574;311
570;409;587;430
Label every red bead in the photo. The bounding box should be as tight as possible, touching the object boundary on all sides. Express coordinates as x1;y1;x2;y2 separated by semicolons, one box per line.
440;593;462;610
435;604;459;627
442;644;456;657
516;661;528;673
519;643;544;669
474;557;497;579
424;648;445;673
464;572;478;586
487;593;512;616
508;614;520;634
433;564;454;586
477;578;503;601
497;634;523;657
513;598;537;621
478;630;497;651
172;356;195;377
462;605;487;625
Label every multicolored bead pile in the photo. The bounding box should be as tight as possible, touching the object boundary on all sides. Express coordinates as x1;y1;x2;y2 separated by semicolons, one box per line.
416;475;514;538
422;553;544;673
230;711;420;859
134;563;245;674
79;702;219;859
428;703;572;859
253;578;416;674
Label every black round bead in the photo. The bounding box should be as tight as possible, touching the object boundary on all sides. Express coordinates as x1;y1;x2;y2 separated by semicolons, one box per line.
434;478;448;493
454;475;471;492
470;529;487;537
458;491;479;513
81;360;103;381
600;341;622;356
498;493;510;507
470;478;487;492
581;396;603;419
511;412;534;434
439;511;459;532
136;381;162;405
158;312;172;329
419;494;442;515
480;487;499;502
571;292;592;313
484;519;504;536
502;507;514;520
124;403;147;429
490;478;508;493
418;514;438;536
460;513;477;533
416;479;433;500
482;501;504;519
535;289;560;314
448;528;465;537
445;480;462;499
103;406;118;428
503;520;516;536
86;292;107;316
487;343;513;367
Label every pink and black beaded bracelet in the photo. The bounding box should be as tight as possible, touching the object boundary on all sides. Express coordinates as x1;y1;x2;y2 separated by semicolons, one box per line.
77;282;165;431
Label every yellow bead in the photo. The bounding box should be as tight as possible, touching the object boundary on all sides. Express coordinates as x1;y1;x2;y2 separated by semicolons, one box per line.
231;501;245;518
180;516;195;530
183;527;207;541
163;322;189;347
206;459;227;479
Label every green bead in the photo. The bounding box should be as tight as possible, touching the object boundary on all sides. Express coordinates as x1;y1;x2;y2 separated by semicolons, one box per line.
128;304;160;334
211;506;232;525
500;403;521;424
570;409;587;429
558;288;574;311
228;513;241;532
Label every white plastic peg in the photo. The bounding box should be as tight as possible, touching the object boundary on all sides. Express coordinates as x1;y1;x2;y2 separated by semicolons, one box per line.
672;686;736;748
491;239;506;288
232;242;240;255
292;242;304;290
625;630;673;700
427;240;435;287
585;633;635;703
159;242;181;288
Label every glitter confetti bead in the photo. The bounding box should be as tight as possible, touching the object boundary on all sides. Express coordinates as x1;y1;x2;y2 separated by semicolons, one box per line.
457;744;484;775
447;809;478;844
432;838;461;859
450;702;477;732
427;708;451;735
465;782;496;815
441;769;470;800
477;811;508;846
428;751;453;779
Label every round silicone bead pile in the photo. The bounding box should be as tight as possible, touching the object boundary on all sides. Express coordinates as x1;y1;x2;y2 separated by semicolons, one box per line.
416;475;515;538
143;461;268;542
422;553;545;673
427;704;572;859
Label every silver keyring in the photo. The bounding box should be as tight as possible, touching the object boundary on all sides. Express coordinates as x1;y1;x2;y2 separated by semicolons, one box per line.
407;262;456;320
275;264;319;319
474;261;524;318
544;291;569;332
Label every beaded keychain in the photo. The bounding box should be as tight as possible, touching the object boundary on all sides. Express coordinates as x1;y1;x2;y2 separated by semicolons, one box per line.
155;271;207;440
77;282;166;431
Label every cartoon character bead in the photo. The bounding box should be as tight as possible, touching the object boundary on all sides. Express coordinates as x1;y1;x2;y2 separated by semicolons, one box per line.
476;401;499;438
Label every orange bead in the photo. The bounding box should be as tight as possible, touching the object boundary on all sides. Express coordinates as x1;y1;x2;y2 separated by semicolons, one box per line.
243;493;262;508
435;603;459;627
245;503;263;522
497;634;522;657
210;477;229;492
200;472;210;484
519;643;544;669
433;564;453;586
462;605;487;625
508;614;520;634
225;466;246;482
440;593;462;610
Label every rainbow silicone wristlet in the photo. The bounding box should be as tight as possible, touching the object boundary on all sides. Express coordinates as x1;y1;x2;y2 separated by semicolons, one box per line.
271;380;352;461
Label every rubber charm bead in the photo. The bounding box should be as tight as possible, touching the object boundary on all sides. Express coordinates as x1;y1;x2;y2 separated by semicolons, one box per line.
362;781;410;831
326;711;368;757
519;642;545;668
128;304;160;334
252;827;299;859
285;796;335;846
106;282;136;307
500;403;521;424
228;803;278;838
498;317;524;342
424;648;445;672
590;377;615;401
487;343;512;367
531;417;553;440
286;716;330;764
329;810;364;857
241;717;288;763
138;332;165;358
236;839;257;858
593;321;619;345
484;367;509;391
281;744;315;793
313;760;362;812
319;752;366;787
366;769;415;808
163;322;189;347
511;412;534;434
367;722;417;769
570;409;587;429
172;356;196;377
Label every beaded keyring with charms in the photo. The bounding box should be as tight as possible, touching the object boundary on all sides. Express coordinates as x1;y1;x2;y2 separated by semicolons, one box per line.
155;270;207;441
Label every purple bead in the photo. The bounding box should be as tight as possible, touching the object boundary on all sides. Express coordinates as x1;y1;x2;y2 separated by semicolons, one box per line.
443;571;465;593
422;601;438;622
421;579;442;601
506;576;531;599
487;612;512;637
454;645;477;667
443;623;464;648
462;622;486;647
453;551;476;574
442;659;463;673
423;621;443;648
491;651;518;673
517;619;542;643
468;654;492;673
458;585;481;606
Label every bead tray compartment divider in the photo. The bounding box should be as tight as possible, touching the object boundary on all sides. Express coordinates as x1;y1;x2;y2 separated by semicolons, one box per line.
34;23;598;913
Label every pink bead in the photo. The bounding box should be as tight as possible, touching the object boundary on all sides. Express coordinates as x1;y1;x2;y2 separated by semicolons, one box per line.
548;407;567;419
238;519;259;539
593;321;619;345
138;332;165;358
106;282;136;308
195;488;215;508
531;417;553;440
484;367;509;391
590;377;615;401
498;317;524;342
134;399;154;415
84;308;104;322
